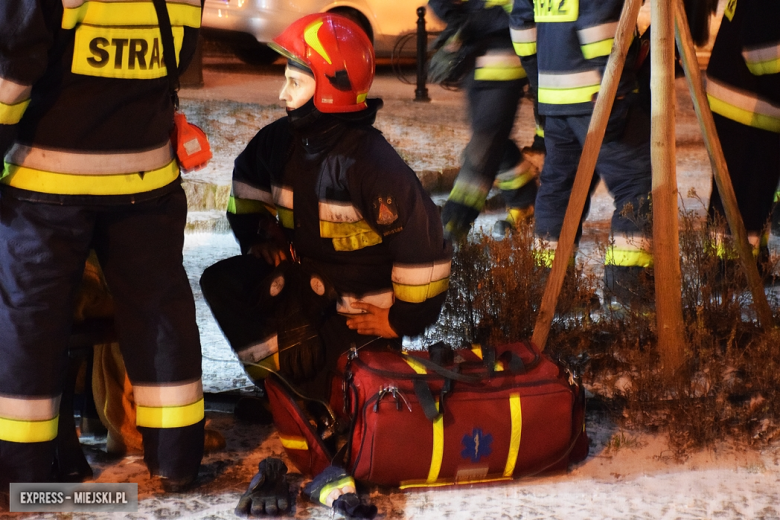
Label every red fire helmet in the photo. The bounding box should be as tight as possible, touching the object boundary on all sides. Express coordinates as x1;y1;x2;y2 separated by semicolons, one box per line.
270;13;375;113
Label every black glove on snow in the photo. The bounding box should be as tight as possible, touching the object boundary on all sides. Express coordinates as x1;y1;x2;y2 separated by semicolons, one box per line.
303;466;377;519
234;457;291;517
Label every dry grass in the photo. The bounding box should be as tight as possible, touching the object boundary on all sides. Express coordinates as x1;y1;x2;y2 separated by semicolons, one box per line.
425;211;780;455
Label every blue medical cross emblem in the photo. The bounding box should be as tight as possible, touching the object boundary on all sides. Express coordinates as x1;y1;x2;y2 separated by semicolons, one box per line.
461;428;493;462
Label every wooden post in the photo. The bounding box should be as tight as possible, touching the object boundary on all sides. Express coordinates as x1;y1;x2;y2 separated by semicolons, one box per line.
652;0;686;378
674;0;774;330
531;0;642;351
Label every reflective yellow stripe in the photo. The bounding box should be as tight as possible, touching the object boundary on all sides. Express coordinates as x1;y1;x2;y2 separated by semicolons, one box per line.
402;356;427;374
277;207;294;229
392;261;451;286
62;1;202;29
0;99;30;125
513;41;537;56
604;246;654;268
318;476;355;506
393;278;449;303
325;227;383;251
279;434;308;450
1;159;179;195
0;416;59;443
495;169;536;191
244;354;280;381
706;78;780;133
227;196;269;215
136;398;204;428
539;84;601;105
399;476;511;489
535;125;545;138
474;67;526;81
534;0;579;22
503;394;522;477
304;20;332;65
320;219;375;238
724;0;737;21
427;403;443;483
742;44;780;76
581;38;614;59
708;95;780;133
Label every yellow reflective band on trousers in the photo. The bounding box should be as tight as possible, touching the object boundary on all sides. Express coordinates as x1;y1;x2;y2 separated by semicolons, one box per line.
62;1;202;30
581;38;614;60
0;99;30;125
1;159;180;195
513;41;537;56
503;394;522;477
0;416;59;443
136;398;204;429
706;81;780;133
708;95;780;133
495;169;536;191
320;220;383;252
279;434;308;450
474;65;526;81
227;196;270;215
427;402;444;484
393;278;449;304
539;84;600;105
604;246;654;268
743;53;780;76
392;261;451;303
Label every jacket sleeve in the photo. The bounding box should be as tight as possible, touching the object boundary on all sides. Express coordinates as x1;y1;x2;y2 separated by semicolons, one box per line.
575;0;622;61
741;2;780;78
0;0;58;156
227;119;289;255
510;0;538;89
353;132;453;338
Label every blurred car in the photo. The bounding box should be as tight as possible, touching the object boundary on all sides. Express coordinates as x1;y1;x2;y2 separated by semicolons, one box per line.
202;0;444;63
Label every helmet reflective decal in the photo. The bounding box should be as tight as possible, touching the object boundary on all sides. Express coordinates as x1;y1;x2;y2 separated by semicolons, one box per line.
304;21;332;65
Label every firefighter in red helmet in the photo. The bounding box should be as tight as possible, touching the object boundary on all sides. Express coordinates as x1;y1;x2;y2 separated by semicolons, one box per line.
199;14;451;517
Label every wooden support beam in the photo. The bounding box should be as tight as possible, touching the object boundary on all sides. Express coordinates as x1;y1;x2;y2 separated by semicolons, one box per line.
673;0;774;330
531;0;642;351
652;0;686;378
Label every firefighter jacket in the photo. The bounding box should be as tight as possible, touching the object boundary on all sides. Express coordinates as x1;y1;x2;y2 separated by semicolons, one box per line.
705;0;780;134
428;0;526;82
510;0;638;117
0;0;202;204
227;100;453;338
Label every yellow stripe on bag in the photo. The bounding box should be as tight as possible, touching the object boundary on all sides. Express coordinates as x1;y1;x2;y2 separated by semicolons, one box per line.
136;398;204;429
0;416;59;443
503;394;523;477
279;434;308;450
427;406;444;484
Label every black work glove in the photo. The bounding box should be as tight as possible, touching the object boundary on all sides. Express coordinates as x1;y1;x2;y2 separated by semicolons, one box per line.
304;467;377;519
235;458;291;517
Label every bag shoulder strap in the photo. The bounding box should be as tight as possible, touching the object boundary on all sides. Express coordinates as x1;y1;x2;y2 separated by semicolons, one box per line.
151;0;180;109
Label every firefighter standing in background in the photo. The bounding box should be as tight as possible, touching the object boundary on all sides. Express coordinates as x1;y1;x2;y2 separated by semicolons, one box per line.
705;0;780;268
199;14;450;516
0;0;205;499
510;0;654;306
428;0;540;240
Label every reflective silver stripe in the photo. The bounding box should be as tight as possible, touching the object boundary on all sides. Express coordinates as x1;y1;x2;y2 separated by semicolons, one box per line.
475;50;523;69
4;143;174;175
610;235;652;252
577;22;618;45
133;379;203;408
319;200;362;223
0;77;31;105
705;77;780;120
510;26;536;44
272;185;294;209
238;334;278;364
712;231;763;249
538;70;602;89
534;237;557;250
232;180;273;205
742;43;780;66
337;291;395;314
0;394;60;421
392;260;451;286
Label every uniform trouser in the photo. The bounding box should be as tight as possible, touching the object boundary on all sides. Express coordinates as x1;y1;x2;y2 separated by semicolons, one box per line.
534;100;652;245
708;113;780;235
0;186;204;490
442;75;526;235
200;254;378;400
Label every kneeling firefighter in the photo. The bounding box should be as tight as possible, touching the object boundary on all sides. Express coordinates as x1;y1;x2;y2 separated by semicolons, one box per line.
199;13;452;517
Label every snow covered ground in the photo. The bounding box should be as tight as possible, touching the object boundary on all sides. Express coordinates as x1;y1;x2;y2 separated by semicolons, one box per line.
5;40;780;519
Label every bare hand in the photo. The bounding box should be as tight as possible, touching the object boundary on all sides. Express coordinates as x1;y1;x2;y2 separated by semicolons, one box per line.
345;302;399;338
248;243;288;266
